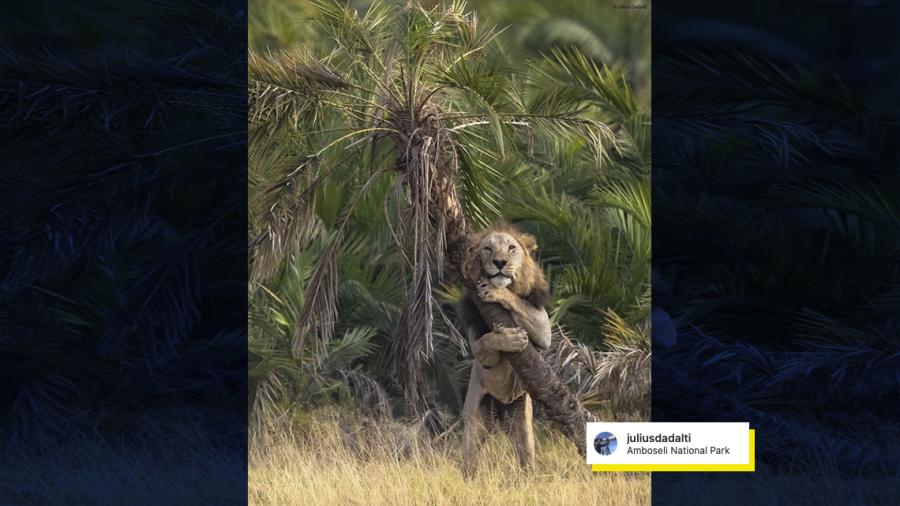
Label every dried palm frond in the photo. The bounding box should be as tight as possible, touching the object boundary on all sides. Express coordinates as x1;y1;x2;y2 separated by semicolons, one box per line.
544;322;650;417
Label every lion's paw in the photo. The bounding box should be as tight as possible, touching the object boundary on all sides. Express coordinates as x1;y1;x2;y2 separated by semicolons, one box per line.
491;327;529;352
477;278;509;305
476;279;493;301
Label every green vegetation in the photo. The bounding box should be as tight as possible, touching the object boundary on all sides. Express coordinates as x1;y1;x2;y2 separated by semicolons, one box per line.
248;0;650;428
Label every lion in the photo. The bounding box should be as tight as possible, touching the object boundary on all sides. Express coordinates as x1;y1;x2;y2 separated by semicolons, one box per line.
458;223;551;476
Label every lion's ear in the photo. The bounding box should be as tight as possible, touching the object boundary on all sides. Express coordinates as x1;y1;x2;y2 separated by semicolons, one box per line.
518;233;538;255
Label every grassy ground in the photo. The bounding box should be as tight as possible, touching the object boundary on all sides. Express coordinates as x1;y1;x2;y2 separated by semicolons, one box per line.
249;409;650;506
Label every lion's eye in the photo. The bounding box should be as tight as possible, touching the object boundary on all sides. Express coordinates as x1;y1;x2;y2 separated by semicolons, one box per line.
482;247;492;253
508;245;516;252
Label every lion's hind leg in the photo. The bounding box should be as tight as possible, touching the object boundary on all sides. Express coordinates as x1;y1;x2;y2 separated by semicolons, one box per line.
509;393;535;470
461;367;489;478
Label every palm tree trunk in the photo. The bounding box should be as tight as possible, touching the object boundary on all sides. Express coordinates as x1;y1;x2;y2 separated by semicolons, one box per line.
438;173;596;455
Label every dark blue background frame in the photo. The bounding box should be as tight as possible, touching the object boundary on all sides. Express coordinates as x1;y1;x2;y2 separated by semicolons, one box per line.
653;1;900;504
1;1;248;503
3;1;900;504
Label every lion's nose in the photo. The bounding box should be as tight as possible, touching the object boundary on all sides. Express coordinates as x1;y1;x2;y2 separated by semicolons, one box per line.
493;259;507;269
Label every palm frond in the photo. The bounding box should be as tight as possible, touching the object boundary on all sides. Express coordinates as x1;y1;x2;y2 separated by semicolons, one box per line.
248;0;650;420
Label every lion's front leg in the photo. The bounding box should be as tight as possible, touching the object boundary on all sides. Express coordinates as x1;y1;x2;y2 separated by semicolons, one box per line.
476;279;552;351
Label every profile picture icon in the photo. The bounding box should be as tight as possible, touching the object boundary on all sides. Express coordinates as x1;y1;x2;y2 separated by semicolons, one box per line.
594;432;617;455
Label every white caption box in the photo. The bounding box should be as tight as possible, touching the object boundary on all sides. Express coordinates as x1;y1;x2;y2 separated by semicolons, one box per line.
586;422;753;469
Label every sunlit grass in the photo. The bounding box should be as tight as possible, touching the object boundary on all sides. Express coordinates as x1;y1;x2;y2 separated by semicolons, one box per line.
249;409;650;506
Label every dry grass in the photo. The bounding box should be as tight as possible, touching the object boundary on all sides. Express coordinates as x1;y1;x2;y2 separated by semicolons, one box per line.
249;409;650;506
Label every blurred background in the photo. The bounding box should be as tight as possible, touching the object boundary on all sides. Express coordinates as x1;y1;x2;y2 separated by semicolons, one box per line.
652;1;900;502
1;1;248;503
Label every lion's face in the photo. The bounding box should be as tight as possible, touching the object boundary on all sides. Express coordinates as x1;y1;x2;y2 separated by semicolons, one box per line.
465;223;548;306
477;232;527;288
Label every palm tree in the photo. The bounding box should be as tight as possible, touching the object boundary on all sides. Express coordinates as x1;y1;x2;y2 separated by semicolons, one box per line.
249;0;646;449
468;0;650;99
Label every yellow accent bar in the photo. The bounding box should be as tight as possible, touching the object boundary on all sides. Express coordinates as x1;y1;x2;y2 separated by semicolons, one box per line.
592;430;755;472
